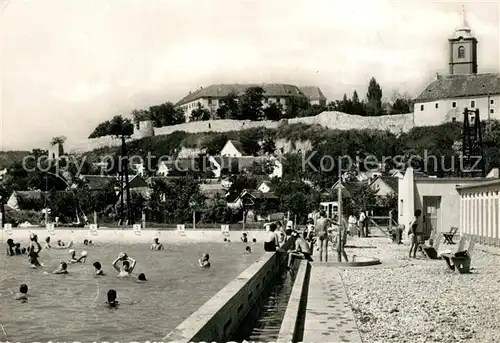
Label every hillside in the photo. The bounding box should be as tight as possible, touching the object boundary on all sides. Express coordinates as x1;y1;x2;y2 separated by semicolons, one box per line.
0;151;30;170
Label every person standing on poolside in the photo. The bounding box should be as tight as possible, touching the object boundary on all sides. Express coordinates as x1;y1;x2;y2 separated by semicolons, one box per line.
408;209;422;258
264;223;281;252
315;210;330;262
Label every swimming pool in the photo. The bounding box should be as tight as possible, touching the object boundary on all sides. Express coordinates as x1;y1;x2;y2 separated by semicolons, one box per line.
0;241;263;342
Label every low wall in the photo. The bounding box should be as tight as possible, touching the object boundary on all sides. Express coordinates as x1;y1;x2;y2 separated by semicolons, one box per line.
277;260;310;343
164;238;295;343
0;228;269;244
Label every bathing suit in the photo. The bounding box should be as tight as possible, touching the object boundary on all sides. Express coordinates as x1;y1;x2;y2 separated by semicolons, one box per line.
264;241;277;252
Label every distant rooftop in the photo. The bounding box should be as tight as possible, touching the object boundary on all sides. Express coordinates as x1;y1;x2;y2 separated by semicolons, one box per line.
176;83;305;106
299;86;327;101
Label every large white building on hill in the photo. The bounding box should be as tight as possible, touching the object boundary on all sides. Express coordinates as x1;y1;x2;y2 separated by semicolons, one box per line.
175;83;326;121
414;7;500;127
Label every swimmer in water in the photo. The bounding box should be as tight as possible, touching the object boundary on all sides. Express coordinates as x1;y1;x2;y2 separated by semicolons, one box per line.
252;238;257;243
112;252;136;277
150;238;163;250
15;284;28;301
137;273;147;282
198;253;211;268
246;246;252;253
44;236;51;249
52;262;68;274
78;251;88;263
52;239;74;249
83;239;94;246
93;261;104;275
28;234;42;268
6;239;15;256
106;289;119;308
68;249;78;263
241;233;248;243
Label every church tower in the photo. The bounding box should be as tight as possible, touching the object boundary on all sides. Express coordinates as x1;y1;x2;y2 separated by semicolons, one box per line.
448;5;478;75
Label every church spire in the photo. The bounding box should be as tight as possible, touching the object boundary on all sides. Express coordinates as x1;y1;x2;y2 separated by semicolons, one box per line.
454;4;472;38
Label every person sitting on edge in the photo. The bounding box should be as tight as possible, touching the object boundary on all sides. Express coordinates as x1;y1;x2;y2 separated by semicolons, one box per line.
287;231;313;269
241;233;248;243
112;252;137;277
107;289;119;308
137;273;147;282
198;253;211;268
264;223;281;252
6;239;16;256
44;236;51;249
15;284;29;301
245;246;252;253
150;238;163;251
93;261;104;275
52;262;69;274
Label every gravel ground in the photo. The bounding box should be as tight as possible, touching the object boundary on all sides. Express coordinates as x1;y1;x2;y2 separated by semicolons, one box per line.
340;234;500;343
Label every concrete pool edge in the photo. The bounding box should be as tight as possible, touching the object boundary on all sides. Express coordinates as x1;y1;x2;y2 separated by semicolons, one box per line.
0;228;270;244
277;260;310;343
163;239;295;343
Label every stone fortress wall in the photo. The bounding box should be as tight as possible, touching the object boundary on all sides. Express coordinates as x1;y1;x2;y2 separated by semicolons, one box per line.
67;111;415;154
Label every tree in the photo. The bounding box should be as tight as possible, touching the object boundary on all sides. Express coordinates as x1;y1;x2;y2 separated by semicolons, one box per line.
149;102;185;127
132;109;149;128
88;115;134;139
242;160;275;176
341;183;378;218
190;103;211;121
216;92;239;119
366;77;383;116
50;136;66;146
238;87;265;120
261;138;276;155
390;91;413;114
271;179;320;224
263;102;283;121
351;90;365;115
203;134;229;156
284;95;310;119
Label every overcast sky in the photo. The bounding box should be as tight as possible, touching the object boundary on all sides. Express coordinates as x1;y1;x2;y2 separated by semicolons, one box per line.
1;0;499;151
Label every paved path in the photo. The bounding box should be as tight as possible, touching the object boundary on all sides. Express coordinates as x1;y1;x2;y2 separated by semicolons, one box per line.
302;264;363;343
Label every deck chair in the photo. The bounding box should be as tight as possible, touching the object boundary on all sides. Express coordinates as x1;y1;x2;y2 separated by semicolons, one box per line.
443;227;459;244
451;236;476;274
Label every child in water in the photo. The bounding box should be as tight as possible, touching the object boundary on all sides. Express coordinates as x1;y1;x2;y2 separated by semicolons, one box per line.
151;238;163;250
15;284;28;301
83;239;93;246
245;246;252;253
241;233;248;243
198;253;211;268
107;289;119;308
112;252;137;277
93;261;104;275
52;262;68;274
28;234;42;268
137;273;147;282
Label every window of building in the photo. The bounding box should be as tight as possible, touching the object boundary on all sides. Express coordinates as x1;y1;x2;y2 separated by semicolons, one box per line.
264;98;268;103
458;46;465;58
471;100;475;108
208;98;212;105
491;109;495;114
420;104;424;111
491;99;495;105
435;103;439;109
276;97;281;103
452;117;456;122
452;102;456;108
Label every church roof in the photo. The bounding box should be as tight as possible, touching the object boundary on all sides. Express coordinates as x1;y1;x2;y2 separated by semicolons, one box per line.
415;73;500;103
176;84;305;106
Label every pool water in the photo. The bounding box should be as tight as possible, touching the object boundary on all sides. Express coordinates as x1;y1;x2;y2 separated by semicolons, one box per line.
0;241;262;342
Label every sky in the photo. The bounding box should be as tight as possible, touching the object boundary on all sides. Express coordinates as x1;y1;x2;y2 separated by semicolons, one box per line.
1;0;499;151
